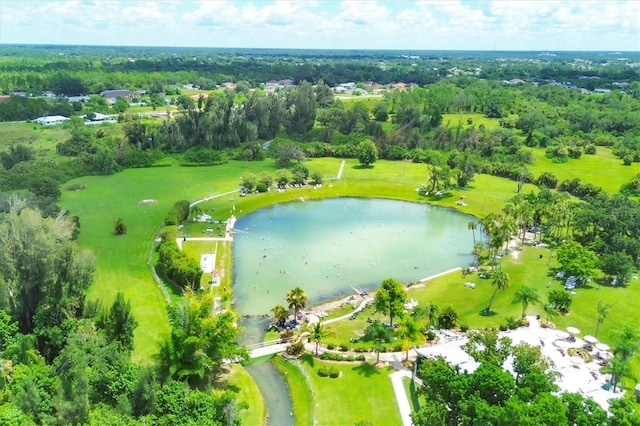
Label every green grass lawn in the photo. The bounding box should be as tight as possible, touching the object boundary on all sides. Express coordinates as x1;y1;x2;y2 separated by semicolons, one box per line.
442;113;507;131
272;356;314;426
223;364;266;426
298;354;402;425
528;147;640;193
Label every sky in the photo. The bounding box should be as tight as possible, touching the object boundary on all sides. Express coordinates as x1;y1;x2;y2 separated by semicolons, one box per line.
1;0;639;51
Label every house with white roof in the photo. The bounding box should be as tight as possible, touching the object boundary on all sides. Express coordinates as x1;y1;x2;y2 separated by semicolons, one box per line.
34;115;70;126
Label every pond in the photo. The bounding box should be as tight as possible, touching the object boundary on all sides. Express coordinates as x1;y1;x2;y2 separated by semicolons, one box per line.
232;197;476;317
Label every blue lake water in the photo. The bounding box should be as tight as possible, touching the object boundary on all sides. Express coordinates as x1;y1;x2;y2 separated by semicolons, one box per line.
232;198;476;316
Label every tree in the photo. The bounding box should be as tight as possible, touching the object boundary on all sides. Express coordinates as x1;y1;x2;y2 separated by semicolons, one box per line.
284;81;316;136
467;221;478;244
0;202;94;360
308;321;332;356
1;144;35;170
463;329;512;366
158;289;245;386
285;287;307;320
240;172;256;192
594;301;611;338
372;102;388;122
548;290;572;313
314;79;334;108
374;278;406;327
426;301;439;330
397;316;421;361
543;304;557;323
512;286;541;318
561;393;608;426
437;306;459;330
556;241;598;280
113;218;127;235
363;320;391;364
612;325;639;362
98;292;138;352
270;304;288;328
599;252;634;284
602;358;632;393
484;270;509;314
356;139;378;167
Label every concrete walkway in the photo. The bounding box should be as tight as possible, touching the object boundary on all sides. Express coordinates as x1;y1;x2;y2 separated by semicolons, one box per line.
390;369;414;426
322;297;373;325
336;159;346;179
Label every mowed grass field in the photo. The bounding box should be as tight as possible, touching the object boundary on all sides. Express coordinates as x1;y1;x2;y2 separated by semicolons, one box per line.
298;354;402;426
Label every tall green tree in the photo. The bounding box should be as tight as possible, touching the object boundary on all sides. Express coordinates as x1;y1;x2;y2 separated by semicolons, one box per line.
363;320;391;364
308;321;332;357
484;270;509;314
356;139;378;167
0;200;94;360
98;292;138;352
285;287;307;320
594;301;611;338
158;289;244;386
374;278;406;327
270;304;288;327
512;286;541;318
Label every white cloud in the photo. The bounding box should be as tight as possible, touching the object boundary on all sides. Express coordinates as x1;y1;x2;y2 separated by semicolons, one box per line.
0;0;637;50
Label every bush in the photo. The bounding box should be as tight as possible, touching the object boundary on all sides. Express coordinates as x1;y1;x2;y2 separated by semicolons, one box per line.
499;324;508;331
318;365;339;378
460;324;469;332
339;345;349;352
426;331;436;341
326;344;335;350
285;341;305;356
623;154;634;165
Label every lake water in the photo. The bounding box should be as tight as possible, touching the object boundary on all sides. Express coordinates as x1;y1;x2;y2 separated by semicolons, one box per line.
232;198;476;317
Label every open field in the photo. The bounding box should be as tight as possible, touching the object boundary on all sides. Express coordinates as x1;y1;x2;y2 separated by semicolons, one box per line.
442;112;506;131
297;354;402;425
528;147;640;194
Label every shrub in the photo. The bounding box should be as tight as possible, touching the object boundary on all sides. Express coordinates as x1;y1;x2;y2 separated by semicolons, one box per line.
355;355;366;362
460;324;469;332
113;218;127;235
585;144;596;154
339;345;349;352
623;155;633;166
426;331;436;341
285;341;305;356
499;324;508;331
255;182;268;193
326;344;335;350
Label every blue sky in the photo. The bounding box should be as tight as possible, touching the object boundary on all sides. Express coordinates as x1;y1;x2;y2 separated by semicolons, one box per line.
1;1;639;51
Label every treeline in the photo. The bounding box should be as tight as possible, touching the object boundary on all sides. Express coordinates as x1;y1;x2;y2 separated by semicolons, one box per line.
1;46;639;96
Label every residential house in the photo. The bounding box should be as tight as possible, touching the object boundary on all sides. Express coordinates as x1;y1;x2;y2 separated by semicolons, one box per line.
34;115;70;126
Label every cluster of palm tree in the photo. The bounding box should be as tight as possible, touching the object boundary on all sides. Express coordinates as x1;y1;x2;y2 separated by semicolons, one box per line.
270;286;308;328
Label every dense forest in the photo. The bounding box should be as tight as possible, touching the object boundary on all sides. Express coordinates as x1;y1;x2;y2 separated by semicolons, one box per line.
0;45;640;424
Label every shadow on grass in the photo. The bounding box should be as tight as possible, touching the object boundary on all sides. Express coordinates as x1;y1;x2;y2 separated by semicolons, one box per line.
479;309;497;317
352;164;374;170
299;353;315;368
353;362;380;377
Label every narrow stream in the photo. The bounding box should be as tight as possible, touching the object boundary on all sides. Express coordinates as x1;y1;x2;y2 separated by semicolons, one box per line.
245;360;294;426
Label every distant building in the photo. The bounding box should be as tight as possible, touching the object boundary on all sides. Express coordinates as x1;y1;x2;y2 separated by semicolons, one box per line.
34;115;69;126
100;89;146;105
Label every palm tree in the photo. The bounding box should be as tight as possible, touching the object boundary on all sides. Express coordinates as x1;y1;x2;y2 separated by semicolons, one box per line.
602;358;632;393
285;287;307;320
364;320;391;364
594;301;612;339
271;304;288;328
543;304;557;324
308;321;333;356
612;325;639;361
426;301;439;330
484;269;509;314
467;221;477;244
512;285;541;318
398;316;421;361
